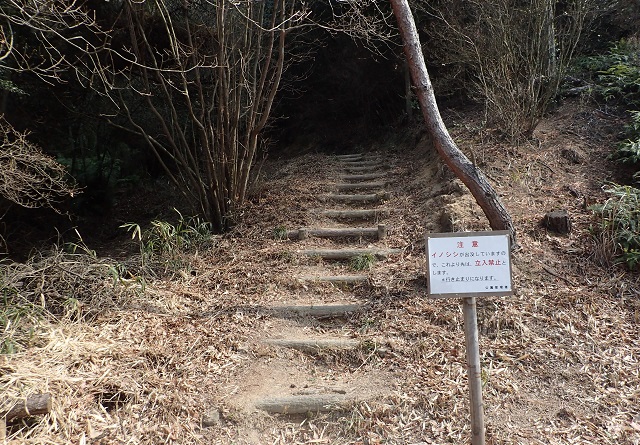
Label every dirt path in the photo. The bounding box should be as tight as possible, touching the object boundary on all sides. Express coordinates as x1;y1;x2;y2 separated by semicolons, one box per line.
4;103;640;444
225;152;405;441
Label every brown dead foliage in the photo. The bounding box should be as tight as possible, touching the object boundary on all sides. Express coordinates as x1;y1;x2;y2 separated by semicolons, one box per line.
1;99;640;444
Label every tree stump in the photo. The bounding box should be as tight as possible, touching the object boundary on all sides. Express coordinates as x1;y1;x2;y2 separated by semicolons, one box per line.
543;210;572;234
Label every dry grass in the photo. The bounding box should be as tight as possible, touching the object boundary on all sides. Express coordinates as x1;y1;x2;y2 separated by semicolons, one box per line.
2;103;640;444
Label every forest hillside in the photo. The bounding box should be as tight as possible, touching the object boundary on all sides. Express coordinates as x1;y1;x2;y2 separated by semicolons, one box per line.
1;1;640;444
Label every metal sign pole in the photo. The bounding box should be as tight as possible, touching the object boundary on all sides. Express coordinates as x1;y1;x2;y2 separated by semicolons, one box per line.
462;296;485;445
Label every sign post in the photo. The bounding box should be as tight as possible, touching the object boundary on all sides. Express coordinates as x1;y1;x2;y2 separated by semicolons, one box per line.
425;231;513;445
462;296;484;445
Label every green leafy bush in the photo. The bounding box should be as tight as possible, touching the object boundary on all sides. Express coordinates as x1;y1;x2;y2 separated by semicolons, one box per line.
581;39;640;269
577;38;640;107
272;226;288;240
611;111;640;166
578;40;640;173
591;184;640;269
596;39;640;107
350;253;376;271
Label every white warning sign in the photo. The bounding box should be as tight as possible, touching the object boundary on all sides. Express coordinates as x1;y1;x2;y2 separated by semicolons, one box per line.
426;231;513;298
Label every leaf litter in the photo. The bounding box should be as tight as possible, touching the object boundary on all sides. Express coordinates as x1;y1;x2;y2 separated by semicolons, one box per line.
1;99;639;444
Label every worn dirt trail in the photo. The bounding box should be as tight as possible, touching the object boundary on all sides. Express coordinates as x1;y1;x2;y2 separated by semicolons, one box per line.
225;152;410;442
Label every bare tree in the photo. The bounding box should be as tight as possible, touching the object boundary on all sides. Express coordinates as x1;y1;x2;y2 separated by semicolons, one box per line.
417;0;592;139
1;0;312;231
0;7;78;218
2;0;401;231
390;0;516;242
0;114;78;255
105;0;312;231
0;116;77;210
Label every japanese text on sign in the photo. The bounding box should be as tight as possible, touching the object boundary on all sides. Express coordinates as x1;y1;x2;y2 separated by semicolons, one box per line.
426;231;513;297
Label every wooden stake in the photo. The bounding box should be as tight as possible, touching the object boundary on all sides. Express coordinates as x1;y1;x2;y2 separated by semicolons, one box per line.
340;160;382;167
321;209;388;220
287;226;385;240
268;304;363;318
334;154;364;160
334;182;387;191
344;165;383;173
323;192;389;203
2;393;52;421
296;275;369;285
264;338;361;352
462;297;485;445
255;394;347;414
299;248;402;260
341;173;387;181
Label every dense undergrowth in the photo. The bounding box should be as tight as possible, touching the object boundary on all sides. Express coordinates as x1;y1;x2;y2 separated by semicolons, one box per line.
578;37;640;269
0;212;214;355
0;246;137;354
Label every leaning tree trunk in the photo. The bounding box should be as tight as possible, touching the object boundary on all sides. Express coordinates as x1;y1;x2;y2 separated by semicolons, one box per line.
389;0;516;243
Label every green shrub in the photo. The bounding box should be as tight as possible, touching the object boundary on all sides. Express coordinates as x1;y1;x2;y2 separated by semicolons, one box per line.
272;226;288;240
591;184;640;269
611;111;640;166
596;39;640;107
122;209;214;275
577;38;640;108
578;40;640;269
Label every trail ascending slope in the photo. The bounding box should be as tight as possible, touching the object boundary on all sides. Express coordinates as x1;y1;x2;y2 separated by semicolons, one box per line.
228;152;403;439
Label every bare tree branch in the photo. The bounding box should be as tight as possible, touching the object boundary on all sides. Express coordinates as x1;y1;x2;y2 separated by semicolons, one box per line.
0;116;78;210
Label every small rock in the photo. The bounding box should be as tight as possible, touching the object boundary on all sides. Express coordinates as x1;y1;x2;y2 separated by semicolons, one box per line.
201;408;221;428
560;147;586;164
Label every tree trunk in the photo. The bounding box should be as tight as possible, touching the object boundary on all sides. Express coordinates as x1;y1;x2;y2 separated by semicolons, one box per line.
389;0;516;244
404;59;413;120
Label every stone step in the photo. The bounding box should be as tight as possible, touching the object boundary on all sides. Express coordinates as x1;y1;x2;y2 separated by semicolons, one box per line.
321;208;389;221
264;337;387;355
255;394;350;414
268;303;363;318
340;173;387;181
286;225;386;240
296;275;369;285
322;192;389;204
299;248;403;261
334;181;387;191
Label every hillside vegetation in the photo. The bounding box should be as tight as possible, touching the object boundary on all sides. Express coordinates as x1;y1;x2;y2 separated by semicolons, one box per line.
1;1;640;443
